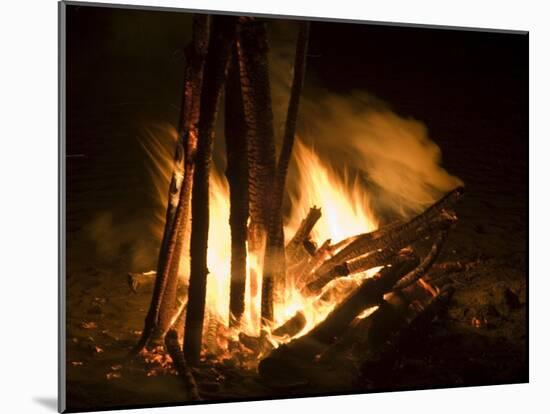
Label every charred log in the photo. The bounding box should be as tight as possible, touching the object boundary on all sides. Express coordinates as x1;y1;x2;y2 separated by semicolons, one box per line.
305;210;457;294
236;17;278;320
258;250;419;380
238;331;274;356
272;311;307;338
133;15;210;354
360;286;455;382
424;259;482;282
313;187;463;279
237;18;277;250
164;330;201;401
315;276;453;381
225;46;249;326
298;239;332;286
262;22;311;321
184;16;238;365
392;230;449;290
157;16;214;337
285;206;321;267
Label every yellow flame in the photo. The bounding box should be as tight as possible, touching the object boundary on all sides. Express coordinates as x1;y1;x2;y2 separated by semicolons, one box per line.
143;128;380;352
202;139;380;344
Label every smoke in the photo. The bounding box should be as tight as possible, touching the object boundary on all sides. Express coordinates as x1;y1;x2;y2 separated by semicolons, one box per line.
295;93;463;218
83;123;178;271
81;19;462;271
267;20;462;221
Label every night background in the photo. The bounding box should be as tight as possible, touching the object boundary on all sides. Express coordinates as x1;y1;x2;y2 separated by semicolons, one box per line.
64;4;527;412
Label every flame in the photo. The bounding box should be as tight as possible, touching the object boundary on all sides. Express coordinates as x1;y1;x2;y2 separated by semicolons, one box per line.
286;140;378;243
143;128;382;355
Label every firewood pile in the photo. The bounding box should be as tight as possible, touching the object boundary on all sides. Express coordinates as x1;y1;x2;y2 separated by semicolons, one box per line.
128;13;469;401
257;187;463;382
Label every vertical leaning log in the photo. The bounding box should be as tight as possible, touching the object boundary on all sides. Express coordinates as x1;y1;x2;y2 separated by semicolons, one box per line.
263;21;311;321
236;18;278;323
183;16;238;366
225;46;249;326
133;15;210;354
157;16;211;337
164;330;201;401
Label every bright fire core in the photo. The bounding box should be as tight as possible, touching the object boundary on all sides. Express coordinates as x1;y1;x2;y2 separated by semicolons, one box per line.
203;140;380;346
145;126;382;353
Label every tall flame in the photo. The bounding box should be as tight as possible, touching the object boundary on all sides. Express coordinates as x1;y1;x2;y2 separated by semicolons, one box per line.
140;125;381;346
195;138;380;344
142;122;457;356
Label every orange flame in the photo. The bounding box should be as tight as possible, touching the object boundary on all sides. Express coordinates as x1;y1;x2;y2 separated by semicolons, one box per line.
144;129;382;354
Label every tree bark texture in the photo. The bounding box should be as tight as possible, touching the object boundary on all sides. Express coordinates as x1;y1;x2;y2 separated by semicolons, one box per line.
183;15;238;365
262;21;311;322
236;18;278;323
134;15;210;354
225;46;249;326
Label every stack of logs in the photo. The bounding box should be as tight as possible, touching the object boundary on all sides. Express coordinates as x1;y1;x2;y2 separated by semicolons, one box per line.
256;186;463;382
129;11;467;400
163;186;464;396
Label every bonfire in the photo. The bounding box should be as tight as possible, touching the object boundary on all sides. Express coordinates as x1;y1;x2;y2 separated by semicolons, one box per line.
127;15;467;400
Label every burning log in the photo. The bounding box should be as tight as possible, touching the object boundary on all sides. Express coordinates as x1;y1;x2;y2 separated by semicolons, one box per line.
360;285;455;382
305;210;458;294
272;311;307;338
164;330;201;401
225;46;249;326
285;206;321;267
305;247;402;293
316;221;405;275
184;15;238;366
171;297;188;343
329;221;404;256
157;16;214;337
204;312;221;355
238;332;261;353
263;21;311;321
258;250;419;380
239;331;274;356
298;239;332;284
318;276;453;377
134;15;210;353
313;187;463;279
392;230;449;291
236;17;278;320
239;312;307;355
